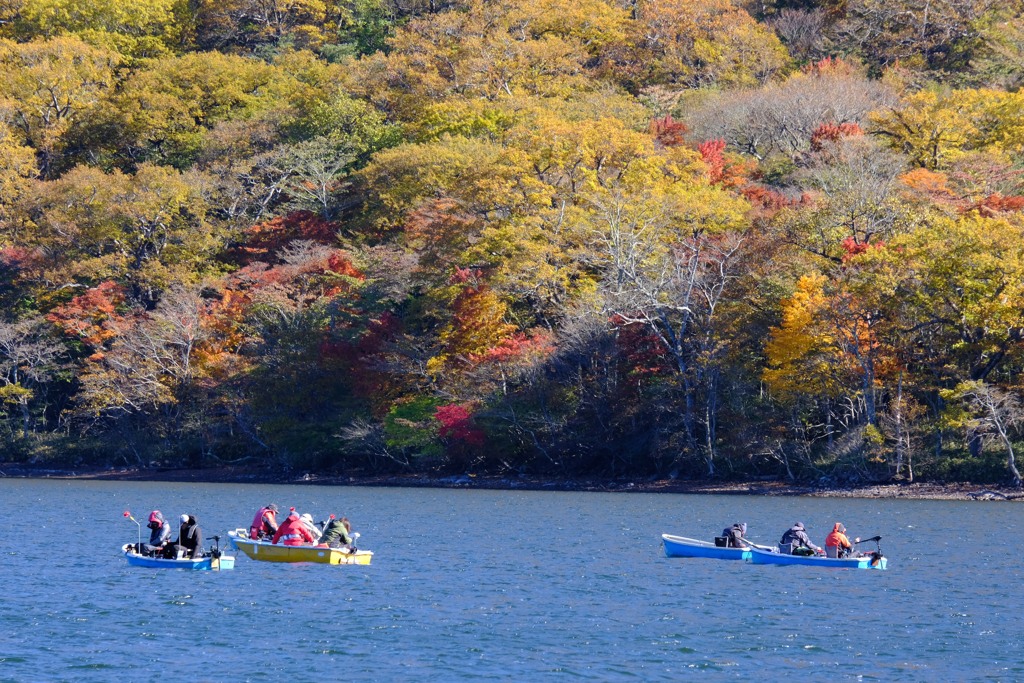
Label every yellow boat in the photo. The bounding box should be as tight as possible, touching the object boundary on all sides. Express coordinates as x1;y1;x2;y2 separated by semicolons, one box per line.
227;529;373;565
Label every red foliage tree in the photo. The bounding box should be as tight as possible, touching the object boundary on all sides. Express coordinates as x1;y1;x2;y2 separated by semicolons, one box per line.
649;115;688;148
802;56;859;77
810;122;864;151
435;403;485;447
228;211;339;265
970;193;1024;217
697;139;728;184
610;315;673;378
840;236;885;262
449;267;485;285
471;330;554;365
741;185;802;216
47;281;128;357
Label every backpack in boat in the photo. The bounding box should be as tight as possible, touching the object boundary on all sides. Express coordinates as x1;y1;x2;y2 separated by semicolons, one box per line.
792;546;815;556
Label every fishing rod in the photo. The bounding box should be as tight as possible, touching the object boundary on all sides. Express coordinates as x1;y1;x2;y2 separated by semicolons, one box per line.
123;511;141;552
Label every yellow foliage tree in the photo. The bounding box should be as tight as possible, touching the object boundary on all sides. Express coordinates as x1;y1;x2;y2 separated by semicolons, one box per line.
871;88;1024;170
763;272;847;403
616;0;790;89
349;0;629;120
0;36;119;176
5;0;190;57
20;163;220;303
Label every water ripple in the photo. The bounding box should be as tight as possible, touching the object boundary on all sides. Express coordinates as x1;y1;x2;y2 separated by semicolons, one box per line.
0;481;1021;681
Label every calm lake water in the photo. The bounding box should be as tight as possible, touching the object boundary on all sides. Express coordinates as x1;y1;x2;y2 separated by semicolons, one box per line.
0;478;1021;681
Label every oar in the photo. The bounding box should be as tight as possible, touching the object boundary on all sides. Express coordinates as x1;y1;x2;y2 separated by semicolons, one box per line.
746;540;777;552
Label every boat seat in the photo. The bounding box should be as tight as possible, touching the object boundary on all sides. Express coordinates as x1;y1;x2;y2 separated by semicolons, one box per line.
778;542;792;555
714;536;728;547
824;545;838;558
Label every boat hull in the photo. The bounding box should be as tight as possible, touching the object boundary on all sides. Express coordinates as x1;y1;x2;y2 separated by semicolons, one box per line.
122;545;235;570
748;547;887;570
228;530;373;565
662;534;751;561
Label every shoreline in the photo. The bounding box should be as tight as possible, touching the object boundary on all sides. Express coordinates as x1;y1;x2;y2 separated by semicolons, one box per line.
1;464;1021;500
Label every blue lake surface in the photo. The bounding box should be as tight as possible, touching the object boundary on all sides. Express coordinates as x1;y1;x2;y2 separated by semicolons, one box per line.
0;478;1021;681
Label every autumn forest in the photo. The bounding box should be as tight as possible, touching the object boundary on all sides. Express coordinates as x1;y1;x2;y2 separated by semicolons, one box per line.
1;0;1023;487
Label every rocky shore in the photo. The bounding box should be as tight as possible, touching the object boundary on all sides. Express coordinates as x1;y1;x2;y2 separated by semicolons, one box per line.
2;464;1021;500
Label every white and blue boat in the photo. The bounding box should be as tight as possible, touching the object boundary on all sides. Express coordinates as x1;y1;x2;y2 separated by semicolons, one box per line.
662;533;758;560
121;541;235;571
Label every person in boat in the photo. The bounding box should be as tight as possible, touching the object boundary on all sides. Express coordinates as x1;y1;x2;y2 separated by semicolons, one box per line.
170;514;203;559
722;522;751;549
317;516;355;551
824;522;855;558
300;513;322;543
142;510;172;556
249;504;280;540
780;522;823;556
272;509;316;546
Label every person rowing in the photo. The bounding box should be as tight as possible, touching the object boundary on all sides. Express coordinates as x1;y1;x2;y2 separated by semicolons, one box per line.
722;522;751;549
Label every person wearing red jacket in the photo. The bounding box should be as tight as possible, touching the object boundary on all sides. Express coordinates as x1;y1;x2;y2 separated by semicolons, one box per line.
272;510;316;546
825;522;855;558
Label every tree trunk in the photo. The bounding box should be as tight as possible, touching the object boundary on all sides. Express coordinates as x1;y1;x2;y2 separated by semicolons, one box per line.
20;397;31;440
893;371;905;479
991;409;1022;488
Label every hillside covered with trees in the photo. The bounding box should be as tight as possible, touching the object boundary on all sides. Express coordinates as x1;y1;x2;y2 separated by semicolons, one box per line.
1;0;1023;487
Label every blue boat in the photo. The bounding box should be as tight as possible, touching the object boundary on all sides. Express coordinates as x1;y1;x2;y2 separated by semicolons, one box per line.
121;544;235;570
662;533;759;560
748;546;887;570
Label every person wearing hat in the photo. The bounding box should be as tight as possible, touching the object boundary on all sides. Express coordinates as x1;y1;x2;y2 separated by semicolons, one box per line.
142;510;172;556
299;513;322;543
722;522;751;549
272;509;316;546
249;504;280;540
825;522;855;558
779;522;823;556
171;514;203;559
